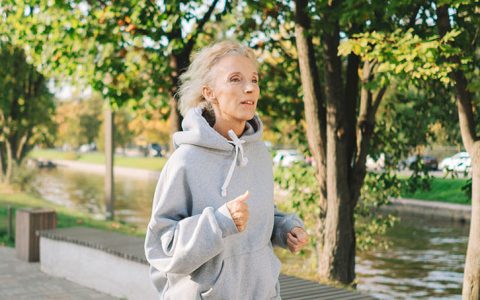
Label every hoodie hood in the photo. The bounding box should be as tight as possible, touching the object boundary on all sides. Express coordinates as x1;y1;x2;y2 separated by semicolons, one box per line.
173;107;263;151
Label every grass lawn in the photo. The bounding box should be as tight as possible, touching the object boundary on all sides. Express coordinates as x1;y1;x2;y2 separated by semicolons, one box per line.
0;183;145;247
400;177;471;205
29;149;166;171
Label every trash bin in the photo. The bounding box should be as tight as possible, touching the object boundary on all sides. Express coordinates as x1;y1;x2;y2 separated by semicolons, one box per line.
15;208;56;262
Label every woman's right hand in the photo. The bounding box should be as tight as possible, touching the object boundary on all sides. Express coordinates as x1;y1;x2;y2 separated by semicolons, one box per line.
226;191;250;232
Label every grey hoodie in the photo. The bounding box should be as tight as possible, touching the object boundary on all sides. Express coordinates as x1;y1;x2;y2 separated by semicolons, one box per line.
145;107;304;300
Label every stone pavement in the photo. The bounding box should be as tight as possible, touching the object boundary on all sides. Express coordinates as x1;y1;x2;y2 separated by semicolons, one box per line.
0;246;117;300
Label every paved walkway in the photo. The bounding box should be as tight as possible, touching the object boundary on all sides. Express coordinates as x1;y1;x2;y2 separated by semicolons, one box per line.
0;246;116;300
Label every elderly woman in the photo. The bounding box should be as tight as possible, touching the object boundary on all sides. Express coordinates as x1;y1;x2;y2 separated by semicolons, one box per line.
145;40;308;299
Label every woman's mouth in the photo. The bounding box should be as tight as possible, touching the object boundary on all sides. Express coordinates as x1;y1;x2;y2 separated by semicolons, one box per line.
240;100;255;105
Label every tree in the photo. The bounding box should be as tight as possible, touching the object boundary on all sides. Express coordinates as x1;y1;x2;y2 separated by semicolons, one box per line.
435;2;480;298
290;0;459;284
55;95;103;149
0;43;55;182
1;0;230;219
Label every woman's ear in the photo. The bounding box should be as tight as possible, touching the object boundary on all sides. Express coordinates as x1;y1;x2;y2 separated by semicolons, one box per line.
202;86;217;104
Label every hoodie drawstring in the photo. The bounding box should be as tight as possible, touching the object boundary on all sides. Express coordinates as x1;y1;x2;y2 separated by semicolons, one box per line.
221;130;249;197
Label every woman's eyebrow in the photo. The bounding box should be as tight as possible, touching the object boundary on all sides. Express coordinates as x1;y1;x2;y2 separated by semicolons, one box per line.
227;71;259;77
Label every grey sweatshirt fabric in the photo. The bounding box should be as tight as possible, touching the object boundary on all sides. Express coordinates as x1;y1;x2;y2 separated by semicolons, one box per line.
144;107;304;300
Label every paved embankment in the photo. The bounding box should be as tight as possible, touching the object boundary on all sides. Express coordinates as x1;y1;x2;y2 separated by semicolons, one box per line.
0;246;116;299
385;198;470;223
52;159;161;181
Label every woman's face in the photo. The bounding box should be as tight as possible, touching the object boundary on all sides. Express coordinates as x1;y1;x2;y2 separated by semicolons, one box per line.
207;54;260;124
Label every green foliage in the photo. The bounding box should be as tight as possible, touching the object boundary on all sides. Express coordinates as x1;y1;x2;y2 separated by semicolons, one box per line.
401;177;471;204
274;162;399;252
338;29;462;87
0;1;231;113
9;163;38;193
55;95;103;148
0;43;55;179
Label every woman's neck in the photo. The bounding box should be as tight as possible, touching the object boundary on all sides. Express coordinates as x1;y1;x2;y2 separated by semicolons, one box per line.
213;116;246;140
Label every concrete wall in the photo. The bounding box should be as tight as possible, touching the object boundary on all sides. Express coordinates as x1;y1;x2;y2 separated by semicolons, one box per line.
40;237;158;300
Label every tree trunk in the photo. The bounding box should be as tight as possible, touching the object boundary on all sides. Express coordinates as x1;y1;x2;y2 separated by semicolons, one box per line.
319;6;356;283
5;139;13;183
351;61;386;203
0;142;4;181
168;53;189;153
15;133;28;163
436;5;480;299
293;0;328;264
104;104;115;220
464;152;480;299
168;95;181;153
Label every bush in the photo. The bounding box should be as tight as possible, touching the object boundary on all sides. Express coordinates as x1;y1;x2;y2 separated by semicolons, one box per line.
10;163;38;193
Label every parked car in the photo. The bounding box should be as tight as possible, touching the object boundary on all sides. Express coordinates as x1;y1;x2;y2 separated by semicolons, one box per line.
273;149;305;167
78;143;96;153
439;152;470;172
366;153;386;171
398;155;438;170
147;143;163;157
453;158;471;173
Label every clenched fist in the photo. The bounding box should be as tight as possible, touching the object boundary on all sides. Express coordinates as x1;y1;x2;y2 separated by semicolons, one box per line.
226;191;250;232
287;227;308;253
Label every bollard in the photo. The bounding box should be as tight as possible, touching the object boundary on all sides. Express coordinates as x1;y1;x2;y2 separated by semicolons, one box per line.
15;208;56;262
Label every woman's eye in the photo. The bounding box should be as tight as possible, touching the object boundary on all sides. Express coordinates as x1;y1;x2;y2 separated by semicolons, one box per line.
252;78;258;83
230;77;241;82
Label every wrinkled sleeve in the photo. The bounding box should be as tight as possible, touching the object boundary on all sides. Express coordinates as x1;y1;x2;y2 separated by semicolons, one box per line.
144;161;238;275
271;206;304;248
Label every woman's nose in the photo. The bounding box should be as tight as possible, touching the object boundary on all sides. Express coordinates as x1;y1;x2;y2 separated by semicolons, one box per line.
244;83;254;93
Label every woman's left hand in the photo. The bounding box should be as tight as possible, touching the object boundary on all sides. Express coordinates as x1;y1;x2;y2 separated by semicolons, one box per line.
287;227;308;253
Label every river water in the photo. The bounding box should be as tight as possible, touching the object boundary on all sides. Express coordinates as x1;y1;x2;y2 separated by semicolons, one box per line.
33;167;466;299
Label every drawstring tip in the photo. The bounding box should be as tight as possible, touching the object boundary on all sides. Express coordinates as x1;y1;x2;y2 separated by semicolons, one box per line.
221;189;227;197
241;157;249;166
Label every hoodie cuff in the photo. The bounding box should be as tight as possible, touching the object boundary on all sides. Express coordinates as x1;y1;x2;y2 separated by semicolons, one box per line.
214;204;239;238
283;217;304;234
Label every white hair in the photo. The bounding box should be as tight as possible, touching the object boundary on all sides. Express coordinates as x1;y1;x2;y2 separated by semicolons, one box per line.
177;40;258;116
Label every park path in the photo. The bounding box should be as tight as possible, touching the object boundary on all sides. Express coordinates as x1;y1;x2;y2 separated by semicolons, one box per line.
0;246;116;300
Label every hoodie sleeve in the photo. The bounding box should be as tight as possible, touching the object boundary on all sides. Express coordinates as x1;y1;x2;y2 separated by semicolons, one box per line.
144;160;238;275
271;206;304;248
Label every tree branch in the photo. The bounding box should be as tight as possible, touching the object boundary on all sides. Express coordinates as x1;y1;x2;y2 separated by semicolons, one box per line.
436;4;477;152
184;0;221;55
293;0;327;205
407;3;422;28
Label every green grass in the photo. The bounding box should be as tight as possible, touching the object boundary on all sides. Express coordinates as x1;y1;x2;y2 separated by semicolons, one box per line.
29;149;166;171
0;183;145;247
400;177;471;204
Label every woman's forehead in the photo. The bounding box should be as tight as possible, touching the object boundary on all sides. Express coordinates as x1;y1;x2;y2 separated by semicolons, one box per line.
213;54;258;74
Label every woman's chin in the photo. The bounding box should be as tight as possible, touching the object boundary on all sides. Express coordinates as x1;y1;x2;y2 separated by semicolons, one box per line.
237;107;256;121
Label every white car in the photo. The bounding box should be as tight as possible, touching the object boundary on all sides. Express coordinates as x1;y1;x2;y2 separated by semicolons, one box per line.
366;153;385;171
452;157;471;173
273;150;305;167
439;152;470;172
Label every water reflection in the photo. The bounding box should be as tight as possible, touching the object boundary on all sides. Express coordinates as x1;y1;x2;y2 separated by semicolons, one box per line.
357;214;467;299
34;167;157;227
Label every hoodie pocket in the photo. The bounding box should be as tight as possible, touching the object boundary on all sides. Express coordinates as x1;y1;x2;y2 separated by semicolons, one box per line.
200;260;225;300
267;248;281;298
